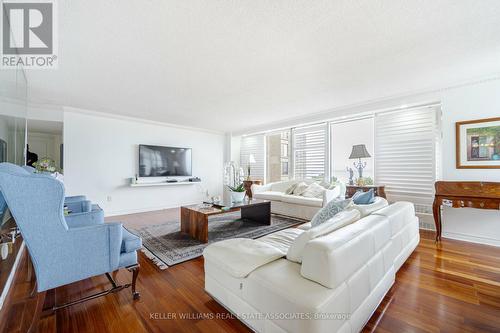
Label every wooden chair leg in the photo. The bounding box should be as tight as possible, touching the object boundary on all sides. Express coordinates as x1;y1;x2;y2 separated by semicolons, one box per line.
22;290;46;333
29;280;37;298
127;265;140;300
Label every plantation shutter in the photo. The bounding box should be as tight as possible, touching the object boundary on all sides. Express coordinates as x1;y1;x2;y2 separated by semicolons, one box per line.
240;134;265;181
292;123;328;180
374;106;441;213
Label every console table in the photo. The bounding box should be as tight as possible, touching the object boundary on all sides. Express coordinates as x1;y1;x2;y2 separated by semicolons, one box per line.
433;181;500;242
243;179;262;199
346;185;386;199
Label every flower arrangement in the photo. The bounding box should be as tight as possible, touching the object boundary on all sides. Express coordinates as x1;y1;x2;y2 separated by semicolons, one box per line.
33;157;57;173
224;161;245;192
224;161;246;202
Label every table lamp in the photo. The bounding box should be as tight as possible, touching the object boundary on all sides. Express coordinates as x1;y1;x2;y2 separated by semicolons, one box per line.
349;144;371;179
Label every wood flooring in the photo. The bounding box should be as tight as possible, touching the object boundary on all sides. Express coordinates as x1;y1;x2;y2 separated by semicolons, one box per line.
1;208;499;332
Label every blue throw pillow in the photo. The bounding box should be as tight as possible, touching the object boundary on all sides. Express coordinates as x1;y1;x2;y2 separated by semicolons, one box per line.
310;198;353;227
352;189;375;205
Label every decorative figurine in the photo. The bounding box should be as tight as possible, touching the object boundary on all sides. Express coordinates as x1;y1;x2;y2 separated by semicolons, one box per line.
346;167;354;185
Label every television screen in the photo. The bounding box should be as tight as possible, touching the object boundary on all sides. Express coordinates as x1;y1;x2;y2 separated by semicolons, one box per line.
139;145;192;177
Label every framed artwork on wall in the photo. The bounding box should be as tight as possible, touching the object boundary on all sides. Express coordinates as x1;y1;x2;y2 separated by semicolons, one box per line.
456;117;500;169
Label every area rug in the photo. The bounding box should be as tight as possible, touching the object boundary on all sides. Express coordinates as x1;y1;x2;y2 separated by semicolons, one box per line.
126;212;303;269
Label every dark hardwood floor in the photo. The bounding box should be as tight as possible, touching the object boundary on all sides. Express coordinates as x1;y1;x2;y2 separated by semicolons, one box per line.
1;209;500;332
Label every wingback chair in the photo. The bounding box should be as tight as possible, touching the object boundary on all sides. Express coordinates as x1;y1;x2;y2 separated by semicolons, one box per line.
0;163;142;318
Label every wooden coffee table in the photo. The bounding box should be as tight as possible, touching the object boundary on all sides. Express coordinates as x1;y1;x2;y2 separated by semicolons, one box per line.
180;199;271;243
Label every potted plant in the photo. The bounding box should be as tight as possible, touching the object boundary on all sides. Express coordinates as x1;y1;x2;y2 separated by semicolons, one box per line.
227;183;246;203
224;161;246;202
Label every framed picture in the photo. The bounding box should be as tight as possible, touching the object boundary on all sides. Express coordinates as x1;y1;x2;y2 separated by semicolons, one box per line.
456;117;500;169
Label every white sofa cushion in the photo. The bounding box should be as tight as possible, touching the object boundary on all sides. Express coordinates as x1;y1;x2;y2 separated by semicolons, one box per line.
371;201;415;236
257;228;304;253
281;194;323;207
252;191;284;201
243;259;350;333
203;238;285;278
300;214;390;289
352;196;388;217
287;209;361;263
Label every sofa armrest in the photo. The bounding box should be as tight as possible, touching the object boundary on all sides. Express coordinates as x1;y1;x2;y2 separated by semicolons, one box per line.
68;222;123;270
322;183;347;206
65;206;104;228
65;195;87;204
251;183;272;194
65;200;92;213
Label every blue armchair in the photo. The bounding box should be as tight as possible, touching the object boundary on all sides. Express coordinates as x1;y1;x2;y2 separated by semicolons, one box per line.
0;163;142;313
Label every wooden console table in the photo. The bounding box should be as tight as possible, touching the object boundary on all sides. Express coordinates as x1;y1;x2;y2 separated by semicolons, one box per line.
243;179;262;199
433;181;500;242
346;185;386;199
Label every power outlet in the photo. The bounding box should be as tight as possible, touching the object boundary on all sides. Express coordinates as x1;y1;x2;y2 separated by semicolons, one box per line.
107;196;112;202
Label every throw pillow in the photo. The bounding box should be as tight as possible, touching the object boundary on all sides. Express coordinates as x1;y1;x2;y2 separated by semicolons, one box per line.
310;198;353;227
352;189;375;204
287;208;361;263
292;182;309;196
300;182;325;198
285;183;298;195
318;180;330;189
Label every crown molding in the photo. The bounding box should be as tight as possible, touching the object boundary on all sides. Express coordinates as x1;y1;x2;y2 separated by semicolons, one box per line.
63;106;225;135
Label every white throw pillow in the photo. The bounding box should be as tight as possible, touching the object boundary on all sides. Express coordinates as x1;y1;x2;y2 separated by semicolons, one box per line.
300;182;325;198
286;209;361;263
285;183;298;194
292;182;309;196
352;197;389;217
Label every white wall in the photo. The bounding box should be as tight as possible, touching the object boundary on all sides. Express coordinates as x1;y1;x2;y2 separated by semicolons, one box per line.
63;110;225;216
440;80;500;245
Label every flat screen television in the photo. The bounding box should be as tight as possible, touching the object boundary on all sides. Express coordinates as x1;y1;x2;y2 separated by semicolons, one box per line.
139;145;192;177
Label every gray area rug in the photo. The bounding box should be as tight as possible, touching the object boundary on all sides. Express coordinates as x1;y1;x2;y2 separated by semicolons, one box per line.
126;212;303;269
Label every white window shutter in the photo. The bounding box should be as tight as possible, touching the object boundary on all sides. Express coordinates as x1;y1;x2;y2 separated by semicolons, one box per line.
240;134;265;181
374;106;440;213
292;123;328;180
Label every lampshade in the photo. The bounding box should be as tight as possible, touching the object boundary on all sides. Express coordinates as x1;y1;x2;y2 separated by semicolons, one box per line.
248;154;256;164
349;144;371;159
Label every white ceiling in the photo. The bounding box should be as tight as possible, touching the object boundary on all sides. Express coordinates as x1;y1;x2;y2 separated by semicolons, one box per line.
27;119;63;135
26;0;500;132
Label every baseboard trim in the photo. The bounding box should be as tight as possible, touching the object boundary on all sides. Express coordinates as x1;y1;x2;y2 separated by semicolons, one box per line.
104;202;200;217
441;232;500;247
0;241;25;311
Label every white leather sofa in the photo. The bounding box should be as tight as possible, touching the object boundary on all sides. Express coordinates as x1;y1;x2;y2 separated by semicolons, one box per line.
203;201;419;333
251;180;346;220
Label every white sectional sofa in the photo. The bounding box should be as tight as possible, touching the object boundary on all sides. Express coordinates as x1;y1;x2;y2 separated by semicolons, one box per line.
252;180;346;220
203;201;419;333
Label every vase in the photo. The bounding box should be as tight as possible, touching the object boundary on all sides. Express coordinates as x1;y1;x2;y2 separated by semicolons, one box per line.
230;191;246;203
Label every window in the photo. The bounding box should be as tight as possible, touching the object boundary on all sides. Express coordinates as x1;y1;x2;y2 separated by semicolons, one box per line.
266;130;290;182
330;117;374;184
374;106;441;213
240;134;265;181
292;123;328;180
